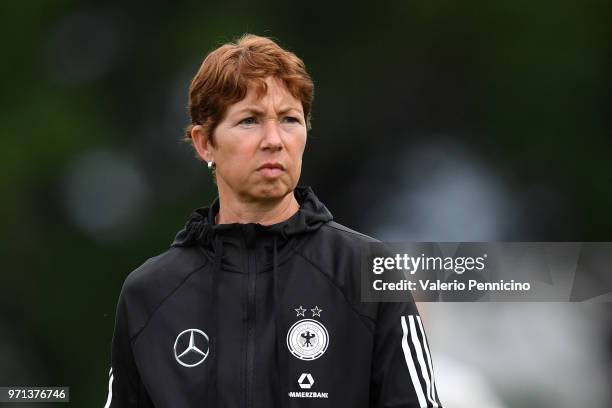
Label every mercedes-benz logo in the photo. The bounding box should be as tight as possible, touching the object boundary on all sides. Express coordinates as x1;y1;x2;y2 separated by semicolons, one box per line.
173;328;209;368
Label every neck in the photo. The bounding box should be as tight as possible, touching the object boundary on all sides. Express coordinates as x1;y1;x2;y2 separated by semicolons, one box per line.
215;187;300;226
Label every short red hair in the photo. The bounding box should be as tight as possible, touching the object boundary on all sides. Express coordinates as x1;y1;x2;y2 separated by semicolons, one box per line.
184;33;314;148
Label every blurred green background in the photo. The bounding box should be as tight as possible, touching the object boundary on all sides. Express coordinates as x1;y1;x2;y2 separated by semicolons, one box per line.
1;0;611;407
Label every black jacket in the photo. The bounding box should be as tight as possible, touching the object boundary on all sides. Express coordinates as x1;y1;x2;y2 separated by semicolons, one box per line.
104;185;444;408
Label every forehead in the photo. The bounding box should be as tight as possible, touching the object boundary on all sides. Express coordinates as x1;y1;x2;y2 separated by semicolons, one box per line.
232;77;301;110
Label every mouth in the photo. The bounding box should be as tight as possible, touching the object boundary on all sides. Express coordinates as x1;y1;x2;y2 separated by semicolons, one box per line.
256;162;285;178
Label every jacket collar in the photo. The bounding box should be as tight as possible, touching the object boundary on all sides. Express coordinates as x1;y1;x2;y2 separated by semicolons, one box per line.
170;185;333;271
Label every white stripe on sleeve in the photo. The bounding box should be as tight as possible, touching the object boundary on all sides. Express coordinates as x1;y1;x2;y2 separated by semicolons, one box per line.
417;315;441;405
409;315;438;407
401;315;428;408
104;367;114;408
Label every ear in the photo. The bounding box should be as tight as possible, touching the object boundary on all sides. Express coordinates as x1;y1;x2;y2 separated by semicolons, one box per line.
191;125;214;163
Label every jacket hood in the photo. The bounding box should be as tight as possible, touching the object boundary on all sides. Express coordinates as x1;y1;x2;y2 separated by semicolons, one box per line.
171;185;333;251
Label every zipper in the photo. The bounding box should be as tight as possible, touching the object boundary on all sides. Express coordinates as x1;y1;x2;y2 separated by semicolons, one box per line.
245;230;257;408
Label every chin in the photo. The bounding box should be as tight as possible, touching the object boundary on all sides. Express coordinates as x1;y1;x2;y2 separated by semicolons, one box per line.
252;182;293;200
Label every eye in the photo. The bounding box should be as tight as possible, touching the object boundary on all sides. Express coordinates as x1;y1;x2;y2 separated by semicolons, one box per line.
239;116;258;126
282;116;301;124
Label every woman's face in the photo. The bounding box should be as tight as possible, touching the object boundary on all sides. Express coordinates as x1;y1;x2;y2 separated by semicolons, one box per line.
195;76;307;202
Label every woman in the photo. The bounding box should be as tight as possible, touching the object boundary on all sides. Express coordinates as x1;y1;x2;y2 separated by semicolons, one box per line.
105;34;444;408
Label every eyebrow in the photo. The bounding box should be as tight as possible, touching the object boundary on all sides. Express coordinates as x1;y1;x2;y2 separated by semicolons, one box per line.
234;106;302;116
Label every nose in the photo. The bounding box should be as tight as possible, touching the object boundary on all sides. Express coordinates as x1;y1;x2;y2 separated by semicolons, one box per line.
260;118;283;151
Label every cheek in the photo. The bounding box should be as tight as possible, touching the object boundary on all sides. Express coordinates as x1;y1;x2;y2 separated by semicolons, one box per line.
297;133;307;158
289;130;307;153
215;139;256;181
226;148;254;179
288;137;306;170
297;135;307;154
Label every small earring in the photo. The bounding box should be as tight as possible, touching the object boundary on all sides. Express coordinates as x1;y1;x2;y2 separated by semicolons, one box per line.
207;161;215;170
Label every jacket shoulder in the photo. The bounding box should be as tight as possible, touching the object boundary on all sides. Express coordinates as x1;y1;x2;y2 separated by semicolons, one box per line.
323;221;379;243
123;245;205;292
118;245;207;340
296;221;380;330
